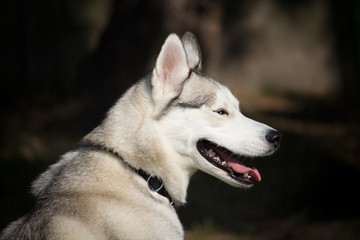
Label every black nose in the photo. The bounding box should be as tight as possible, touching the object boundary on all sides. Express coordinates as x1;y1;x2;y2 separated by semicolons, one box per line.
266;130;282;146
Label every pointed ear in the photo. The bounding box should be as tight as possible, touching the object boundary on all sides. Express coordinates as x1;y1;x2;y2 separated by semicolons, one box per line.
182;32;202;70
151;33;189;117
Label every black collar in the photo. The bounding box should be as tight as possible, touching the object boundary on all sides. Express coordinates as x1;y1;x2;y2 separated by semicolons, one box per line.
80;141;173;205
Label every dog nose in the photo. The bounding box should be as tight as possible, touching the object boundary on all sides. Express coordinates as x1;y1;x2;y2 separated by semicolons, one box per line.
266;130;282;146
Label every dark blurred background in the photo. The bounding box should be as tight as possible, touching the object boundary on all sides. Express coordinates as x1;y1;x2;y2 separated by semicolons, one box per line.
1;0;360;239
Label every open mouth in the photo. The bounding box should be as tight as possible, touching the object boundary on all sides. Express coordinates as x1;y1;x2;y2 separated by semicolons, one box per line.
196;139;261;185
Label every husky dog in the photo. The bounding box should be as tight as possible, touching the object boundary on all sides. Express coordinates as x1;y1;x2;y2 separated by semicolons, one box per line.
1;32;281;240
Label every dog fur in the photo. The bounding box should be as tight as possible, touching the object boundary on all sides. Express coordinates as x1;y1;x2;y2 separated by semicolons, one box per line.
1;32;281;240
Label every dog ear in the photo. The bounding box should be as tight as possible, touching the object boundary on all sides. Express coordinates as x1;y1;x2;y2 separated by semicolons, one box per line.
182;32;202;70
152;33;189;117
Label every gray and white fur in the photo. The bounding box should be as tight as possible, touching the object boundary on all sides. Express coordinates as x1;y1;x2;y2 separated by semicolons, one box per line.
1;32;281;240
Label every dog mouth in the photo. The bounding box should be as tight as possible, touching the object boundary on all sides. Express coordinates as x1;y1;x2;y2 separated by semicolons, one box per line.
196;139;261;185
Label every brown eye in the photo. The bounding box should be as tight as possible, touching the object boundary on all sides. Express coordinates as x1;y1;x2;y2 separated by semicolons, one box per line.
213;109;229;116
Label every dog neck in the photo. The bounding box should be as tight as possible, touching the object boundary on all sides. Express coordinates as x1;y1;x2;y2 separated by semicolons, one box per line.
79;141;174;206
81;80;193;205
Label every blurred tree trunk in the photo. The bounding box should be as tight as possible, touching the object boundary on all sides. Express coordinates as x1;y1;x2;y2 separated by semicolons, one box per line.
330;0;360;113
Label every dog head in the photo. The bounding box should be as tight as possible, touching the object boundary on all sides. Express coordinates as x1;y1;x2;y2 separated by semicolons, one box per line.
151;32;282;189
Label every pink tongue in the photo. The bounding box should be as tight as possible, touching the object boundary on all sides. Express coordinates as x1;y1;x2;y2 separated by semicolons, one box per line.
227;162;262;182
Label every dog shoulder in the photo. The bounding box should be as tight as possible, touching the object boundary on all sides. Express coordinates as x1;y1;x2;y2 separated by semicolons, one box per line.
31;150;80;197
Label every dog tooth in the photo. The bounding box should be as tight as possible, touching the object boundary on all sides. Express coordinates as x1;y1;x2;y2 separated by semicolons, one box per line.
206;149;216;157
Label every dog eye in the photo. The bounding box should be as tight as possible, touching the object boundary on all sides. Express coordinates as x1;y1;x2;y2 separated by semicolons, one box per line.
214;109;229;116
